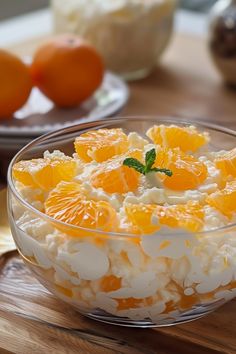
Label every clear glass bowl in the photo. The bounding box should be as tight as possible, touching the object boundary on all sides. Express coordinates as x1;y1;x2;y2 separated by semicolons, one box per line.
7;117;236;328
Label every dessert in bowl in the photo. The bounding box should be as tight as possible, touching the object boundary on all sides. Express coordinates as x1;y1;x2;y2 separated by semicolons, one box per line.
7;117;236;327
52;0;177;80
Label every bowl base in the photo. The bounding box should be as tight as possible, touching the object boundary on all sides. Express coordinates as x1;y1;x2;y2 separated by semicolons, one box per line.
84;307;213;328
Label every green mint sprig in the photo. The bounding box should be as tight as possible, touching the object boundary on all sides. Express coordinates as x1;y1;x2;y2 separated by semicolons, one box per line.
123;148;173;177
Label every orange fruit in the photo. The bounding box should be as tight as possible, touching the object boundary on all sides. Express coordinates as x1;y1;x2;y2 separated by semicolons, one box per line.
146;125;209;153
125;201;204;234
154;148;208;191
13;154;76;191
45;181;118;232
214;148;236;177
74;128;129;163
206;181;236;218
30;34;104;107
90;150;141;194
0;49;32;119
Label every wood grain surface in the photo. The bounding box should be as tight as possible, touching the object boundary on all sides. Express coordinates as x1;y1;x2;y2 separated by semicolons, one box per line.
0;255;236;354
1;31;236;353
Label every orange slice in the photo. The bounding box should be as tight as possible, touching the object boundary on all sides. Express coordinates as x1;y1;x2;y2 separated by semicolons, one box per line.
206;181;236;218
74;128;129;162
214;148;236;177
146;125;209;152
45;181;118;232
125;201;204;234
154;148;208;191
13;153;77;191
90;150;142;194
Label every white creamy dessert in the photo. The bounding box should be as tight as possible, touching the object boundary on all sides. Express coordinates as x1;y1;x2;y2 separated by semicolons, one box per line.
52;0;177;78
9;123;236;325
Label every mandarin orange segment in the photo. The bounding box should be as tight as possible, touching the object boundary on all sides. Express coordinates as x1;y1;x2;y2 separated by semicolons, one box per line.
214;148;236;177
13;154;77;191
154;148;208;191
100;275;122;292
74;128;129;163
179;293;199;310
146;125;209;152
90;150;142;194
206;181;236;218
156;201;204;232
55;285;73;298
125;201;204;234
116;297;143;311
125;204;159;234
45;181;118;232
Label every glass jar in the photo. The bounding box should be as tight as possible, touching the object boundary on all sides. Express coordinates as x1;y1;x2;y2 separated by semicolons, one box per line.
208;0;236;85
51;0;177;80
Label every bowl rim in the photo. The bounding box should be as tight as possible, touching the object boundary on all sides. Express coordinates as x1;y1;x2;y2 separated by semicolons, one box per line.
7;115;236;238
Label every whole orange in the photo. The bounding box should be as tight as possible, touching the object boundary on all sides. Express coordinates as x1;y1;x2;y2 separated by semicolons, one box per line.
0;50;32;119
30;35;104;108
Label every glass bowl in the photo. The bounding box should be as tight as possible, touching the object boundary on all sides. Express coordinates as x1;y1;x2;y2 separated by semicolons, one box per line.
7;116;236;328
51;0;177;80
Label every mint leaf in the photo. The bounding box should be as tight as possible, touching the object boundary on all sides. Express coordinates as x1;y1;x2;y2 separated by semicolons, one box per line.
151;167;173;177
123;149;173;178
123;158;145;175
145;148;156;172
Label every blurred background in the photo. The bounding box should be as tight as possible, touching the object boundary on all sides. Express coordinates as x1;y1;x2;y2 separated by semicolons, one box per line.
0;0;218;20
1;0;236;181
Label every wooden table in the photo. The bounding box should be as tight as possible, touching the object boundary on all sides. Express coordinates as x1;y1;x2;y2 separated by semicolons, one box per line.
1;31;236;353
